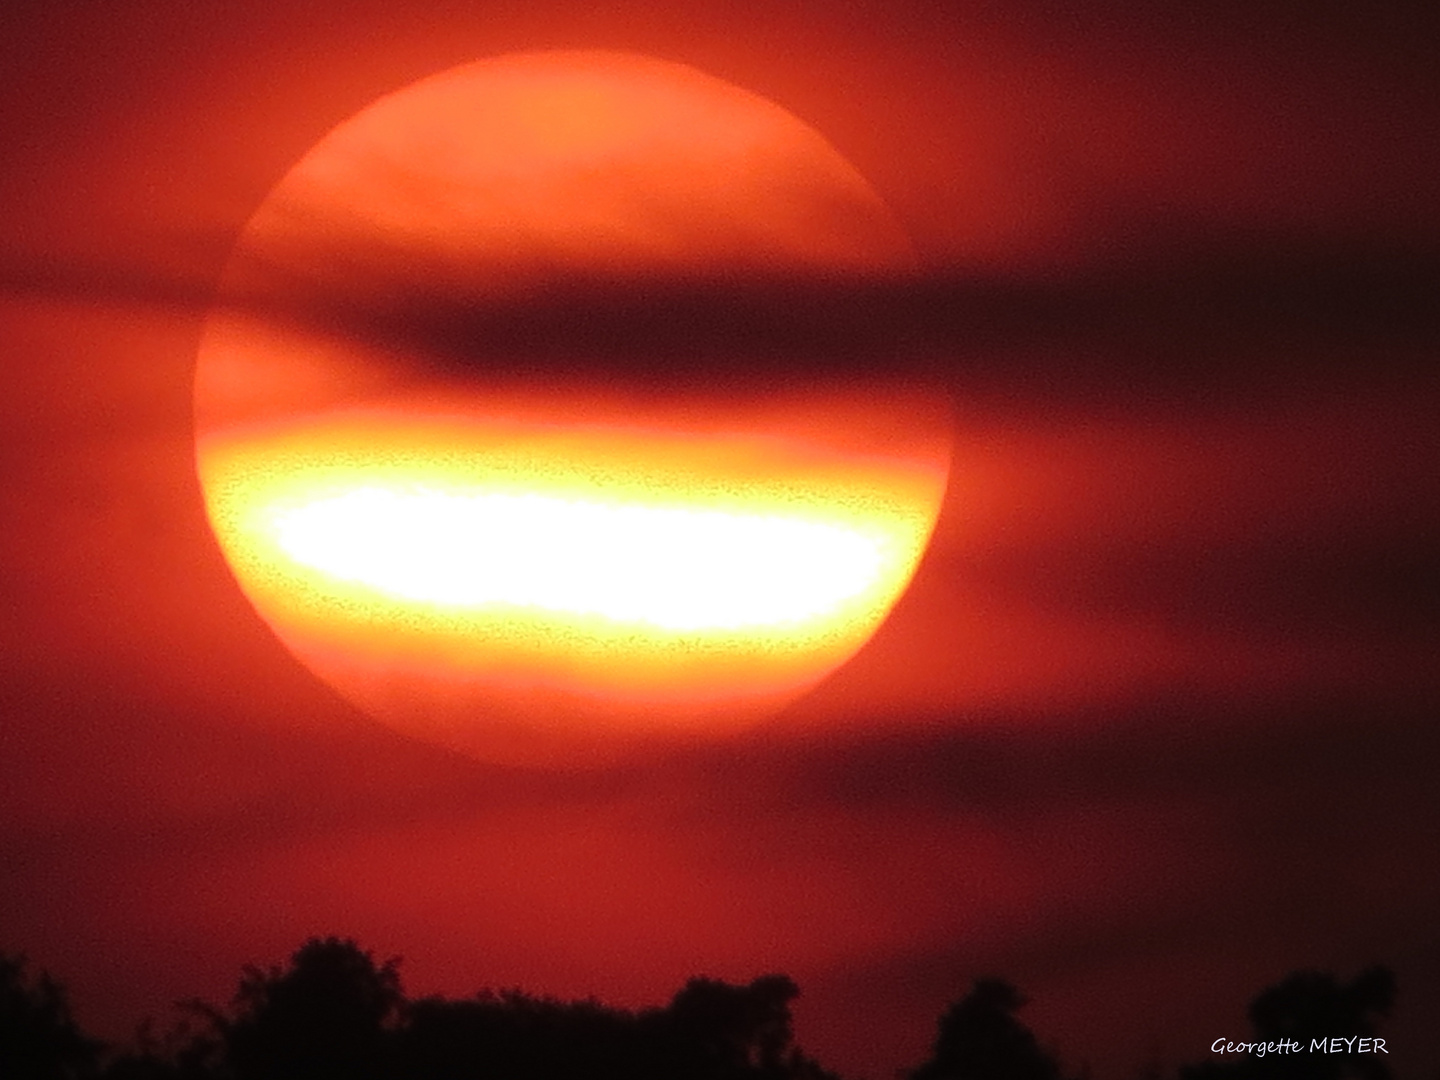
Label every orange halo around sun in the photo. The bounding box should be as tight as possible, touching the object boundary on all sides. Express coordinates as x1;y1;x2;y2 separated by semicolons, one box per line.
195;50;951;765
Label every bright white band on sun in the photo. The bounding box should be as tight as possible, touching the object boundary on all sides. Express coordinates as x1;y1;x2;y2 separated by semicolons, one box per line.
197;410;947;714
267;486;887;631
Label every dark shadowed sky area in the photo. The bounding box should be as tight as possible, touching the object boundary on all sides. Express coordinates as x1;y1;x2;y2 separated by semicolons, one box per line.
3;2;1439;1078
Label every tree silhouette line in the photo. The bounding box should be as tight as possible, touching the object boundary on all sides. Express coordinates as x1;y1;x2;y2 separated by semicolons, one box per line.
0;937;1398;1080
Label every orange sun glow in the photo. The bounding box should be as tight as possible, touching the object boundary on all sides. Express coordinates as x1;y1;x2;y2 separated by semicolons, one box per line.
195;50;951;765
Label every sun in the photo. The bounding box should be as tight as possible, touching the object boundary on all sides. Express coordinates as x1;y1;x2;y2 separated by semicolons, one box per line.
195;50;951;766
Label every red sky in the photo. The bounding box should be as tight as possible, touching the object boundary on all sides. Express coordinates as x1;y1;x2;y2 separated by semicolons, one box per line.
3;2;1439;1078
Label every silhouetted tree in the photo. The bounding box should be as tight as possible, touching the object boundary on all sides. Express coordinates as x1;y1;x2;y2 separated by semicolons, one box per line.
1179;966;1395;1080
217;936;403;1080
397;988;645;1080
0;951;102;1080
99;1008;224;1080
394;972;837;1080
665;974;792;1077
910;978;1064;1080
11;935;837;1080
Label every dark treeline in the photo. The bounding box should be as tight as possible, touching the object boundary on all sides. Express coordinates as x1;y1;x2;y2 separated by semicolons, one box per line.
0;938;1397;1080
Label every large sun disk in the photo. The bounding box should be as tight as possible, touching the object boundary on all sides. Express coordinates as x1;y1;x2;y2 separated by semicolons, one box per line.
194;50;953;765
